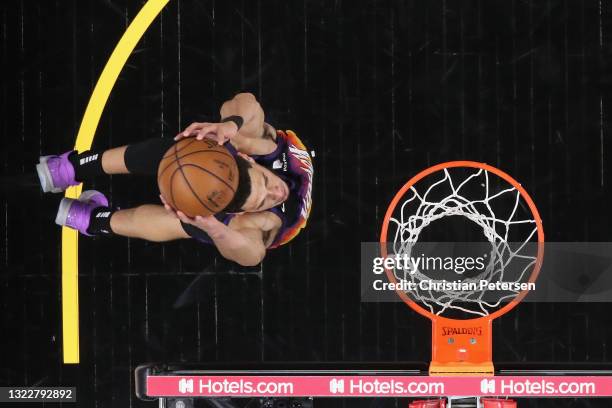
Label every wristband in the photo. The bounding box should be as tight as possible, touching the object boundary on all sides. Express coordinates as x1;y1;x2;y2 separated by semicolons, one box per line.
221;115;244;131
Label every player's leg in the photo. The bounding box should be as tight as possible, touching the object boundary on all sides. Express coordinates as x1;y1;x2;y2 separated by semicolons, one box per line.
56;189;189;241
36;138;175;192
109;205;190;241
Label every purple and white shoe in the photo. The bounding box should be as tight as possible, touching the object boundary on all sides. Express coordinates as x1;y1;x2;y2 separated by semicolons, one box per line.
55;190;109;236
36;151;80;193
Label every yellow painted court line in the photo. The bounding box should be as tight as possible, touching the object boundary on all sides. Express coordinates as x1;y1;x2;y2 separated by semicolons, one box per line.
62;0;170;364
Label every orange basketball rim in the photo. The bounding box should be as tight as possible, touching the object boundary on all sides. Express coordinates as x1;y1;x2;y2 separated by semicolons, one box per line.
380;161;545;376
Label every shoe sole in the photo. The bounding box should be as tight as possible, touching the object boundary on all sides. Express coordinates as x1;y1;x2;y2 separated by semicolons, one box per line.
55;197;73;226
55;190;107;229
36;156;64;193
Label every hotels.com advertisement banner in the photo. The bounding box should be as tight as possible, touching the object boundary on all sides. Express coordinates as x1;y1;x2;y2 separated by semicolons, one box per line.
147;376;612;398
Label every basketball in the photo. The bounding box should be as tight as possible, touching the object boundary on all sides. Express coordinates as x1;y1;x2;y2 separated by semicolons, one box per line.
157;138;239;217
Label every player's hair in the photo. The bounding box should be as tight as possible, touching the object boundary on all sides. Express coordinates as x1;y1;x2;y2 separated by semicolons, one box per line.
223;155;252;213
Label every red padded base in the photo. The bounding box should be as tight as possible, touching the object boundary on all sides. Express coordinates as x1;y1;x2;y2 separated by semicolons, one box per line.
482;398;517;408
409;400;447;408
408;398;516;408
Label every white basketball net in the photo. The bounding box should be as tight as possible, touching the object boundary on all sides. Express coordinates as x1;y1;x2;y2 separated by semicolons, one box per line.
388;167;540;317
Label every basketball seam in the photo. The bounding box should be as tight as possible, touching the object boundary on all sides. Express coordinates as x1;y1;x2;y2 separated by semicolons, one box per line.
162;137;198;159
174;146;217;214
158;149;235;181
178;163;237;193
169;166;180;210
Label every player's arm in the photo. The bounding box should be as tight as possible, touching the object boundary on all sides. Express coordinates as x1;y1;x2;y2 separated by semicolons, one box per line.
219;92;266;140
177;93;277;156
175;211;281;266
210;225;267;267
176;213;265;266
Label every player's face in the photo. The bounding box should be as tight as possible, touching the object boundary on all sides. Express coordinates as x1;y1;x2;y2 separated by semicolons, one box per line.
241;163;289;212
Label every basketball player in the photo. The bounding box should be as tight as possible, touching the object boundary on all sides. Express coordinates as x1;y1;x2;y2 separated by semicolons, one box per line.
36;93;314;266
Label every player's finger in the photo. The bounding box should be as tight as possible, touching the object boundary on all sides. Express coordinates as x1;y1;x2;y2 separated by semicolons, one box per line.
160;197;171;209
196;125;217;140
199;133;219;142
182;122;205;135
159;195;176;215
177;123;205;140
175;130;195;141
194;215;219;229
176;210;193;224
213;132;228;145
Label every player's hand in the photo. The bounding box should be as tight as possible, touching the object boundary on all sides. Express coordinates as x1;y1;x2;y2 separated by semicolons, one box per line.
159;194;175;214
174;121;238;145
159;194;226;236
177;211;226;237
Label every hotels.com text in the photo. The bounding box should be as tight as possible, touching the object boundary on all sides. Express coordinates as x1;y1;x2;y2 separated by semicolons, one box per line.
333;379;445;395
497;379;596;395
198;379;294;395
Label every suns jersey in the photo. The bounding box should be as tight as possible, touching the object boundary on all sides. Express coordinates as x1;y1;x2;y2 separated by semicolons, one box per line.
226;129;313;248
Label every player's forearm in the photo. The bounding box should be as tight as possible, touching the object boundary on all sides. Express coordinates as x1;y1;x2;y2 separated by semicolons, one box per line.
207;224;265;266
220;93;261;131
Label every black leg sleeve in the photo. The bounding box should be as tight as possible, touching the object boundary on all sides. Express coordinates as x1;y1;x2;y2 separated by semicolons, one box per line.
123;137;175;175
